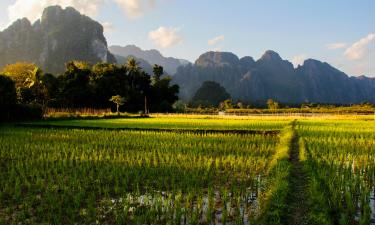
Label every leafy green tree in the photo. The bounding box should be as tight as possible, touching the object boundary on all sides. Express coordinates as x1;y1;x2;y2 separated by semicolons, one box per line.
57;61;93;107
0;75;17;107
90;63;129;109
219;99;234;110
267;99;279;110
150;65;179;112
152;64;163;83
2;62;45;104
0;60;180;113
39;73;59;106
173;100;187;113
192;81;230;107
109;95;126;115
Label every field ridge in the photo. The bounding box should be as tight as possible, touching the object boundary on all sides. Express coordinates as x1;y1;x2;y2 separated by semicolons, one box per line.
286;121;310;225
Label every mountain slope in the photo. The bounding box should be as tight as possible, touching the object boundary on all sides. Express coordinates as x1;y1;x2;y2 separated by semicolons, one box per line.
114;54;153;75
0;5;116;74
173;51;375;104
109;45;189;75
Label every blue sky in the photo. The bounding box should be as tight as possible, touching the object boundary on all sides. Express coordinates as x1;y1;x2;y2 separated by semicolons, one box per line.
1;0;374;76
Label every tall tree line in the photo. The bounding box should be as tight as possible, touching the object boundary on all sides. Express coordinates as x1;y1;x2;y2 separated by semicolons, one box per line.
0;59;179;119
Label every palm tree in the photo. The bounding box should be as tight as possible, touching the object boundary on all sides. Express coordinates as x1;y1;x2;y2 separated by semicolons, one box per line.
126;57;140;73
126;57;140;89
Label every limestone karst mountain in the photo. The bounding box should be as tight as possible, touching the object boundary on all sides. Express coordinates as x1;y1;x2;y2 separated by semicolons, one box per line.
0;5;116;74
172;51;375;104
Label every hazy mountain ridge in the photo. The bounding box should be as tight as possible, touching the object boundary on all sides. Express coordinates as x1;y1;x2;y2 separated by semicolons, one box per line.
0;5;116;74
109;45;190;75
173;51;375;104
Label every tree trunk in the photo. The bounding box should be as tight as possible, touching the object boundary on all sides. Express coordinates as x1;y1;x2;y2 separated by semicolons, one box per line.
144;96;148;115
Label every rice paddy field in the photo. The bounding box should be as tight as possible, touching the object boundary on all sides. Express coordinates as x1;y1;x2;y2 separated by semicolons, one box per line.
0;115;374;224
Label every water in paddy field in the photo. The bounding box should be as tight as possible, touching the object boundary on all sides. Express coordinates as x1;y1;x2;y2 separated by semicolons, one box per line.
370;191;375;224
98;188;261;224
354;190;375;224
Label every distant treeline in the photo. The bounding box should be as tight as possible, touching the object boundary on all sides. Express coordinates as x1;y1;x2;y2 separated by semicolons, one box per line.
177;103;375;114
0;59;179;120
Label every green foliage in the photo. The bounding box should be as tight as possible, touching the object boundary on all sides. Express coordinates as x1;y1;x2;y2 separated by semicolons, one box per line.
173;100;187;113
109;95;126;114
152;64;163;83
2;62;48;104
0;59;179;113
192;81;231;107
267;99;280;110
0;74;17;107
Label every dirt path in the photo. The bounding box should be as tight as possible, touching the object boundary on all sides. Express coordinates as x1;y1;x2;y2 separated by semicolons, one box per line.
286;123;310;225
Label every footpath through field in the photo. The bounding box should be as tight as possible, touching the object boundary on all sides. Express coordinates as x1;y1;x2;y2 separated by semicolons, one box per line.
286;120;310;225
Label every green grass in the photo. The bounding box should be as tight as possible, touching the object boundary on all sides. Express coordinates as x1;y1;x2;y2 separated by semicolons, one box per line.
24;117;289;130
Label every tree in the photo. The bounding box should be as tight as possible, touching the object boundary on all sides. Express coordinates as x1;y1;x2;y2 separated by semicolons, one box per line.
3;62;52;106
109;95;126;115
219;99;234;110
192;81;231;107
0;75;17;107
2;62;40;88
267;99;279;110
150;65;178;112
152;64;164;83
126;57;140;73
57;61;93;107
90;63;129;108
173;100;187;113
2;62;44;103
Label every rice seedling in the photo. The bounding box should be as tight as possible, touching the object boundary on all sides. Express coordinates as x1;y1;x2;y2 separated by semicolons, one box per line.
297;119;375;224
0;121;281;224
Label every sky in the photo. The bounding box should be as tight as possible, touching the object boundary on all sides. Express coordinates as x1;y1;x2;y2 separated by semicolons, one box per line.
0;0;374;76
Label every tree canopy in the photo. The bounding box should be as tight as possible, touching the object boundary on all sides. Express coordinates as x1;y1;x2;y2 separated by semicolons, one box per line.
0;59;180;116
0;75;17;107
191;81;231;107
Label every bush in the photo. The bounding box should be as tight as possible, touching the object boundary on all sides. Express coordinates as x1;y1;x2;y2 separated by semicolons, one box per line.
0;104;43;122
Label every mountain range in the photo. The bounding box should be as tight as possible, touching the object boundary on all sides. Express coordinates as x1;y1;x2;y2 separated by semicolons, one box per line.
109;45;190;75
0;5;374;104
172;51;375;104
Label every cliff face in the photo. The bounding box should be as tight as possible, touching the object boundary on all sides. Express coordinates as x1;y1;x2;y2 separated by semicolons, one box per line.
0;5;116;74
173;51;375;104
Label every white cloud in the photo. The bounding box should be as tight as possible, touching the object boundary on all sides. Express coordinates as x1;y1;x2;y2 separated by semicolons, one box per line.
149;26;183;48
114;0;155;19
344;33;375;60
208;35;225;46
326;42;347;50
291;54;307;68
102;22;115;33
6;0;156;24
7;0;105;23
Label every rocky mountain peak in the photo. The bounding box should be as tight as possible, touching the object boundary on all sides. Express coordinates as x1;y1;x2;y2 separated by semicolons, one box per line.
109;45;190;75
0;5;115;74
239;56;255;71
195;51;240;68
260;50;282;61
